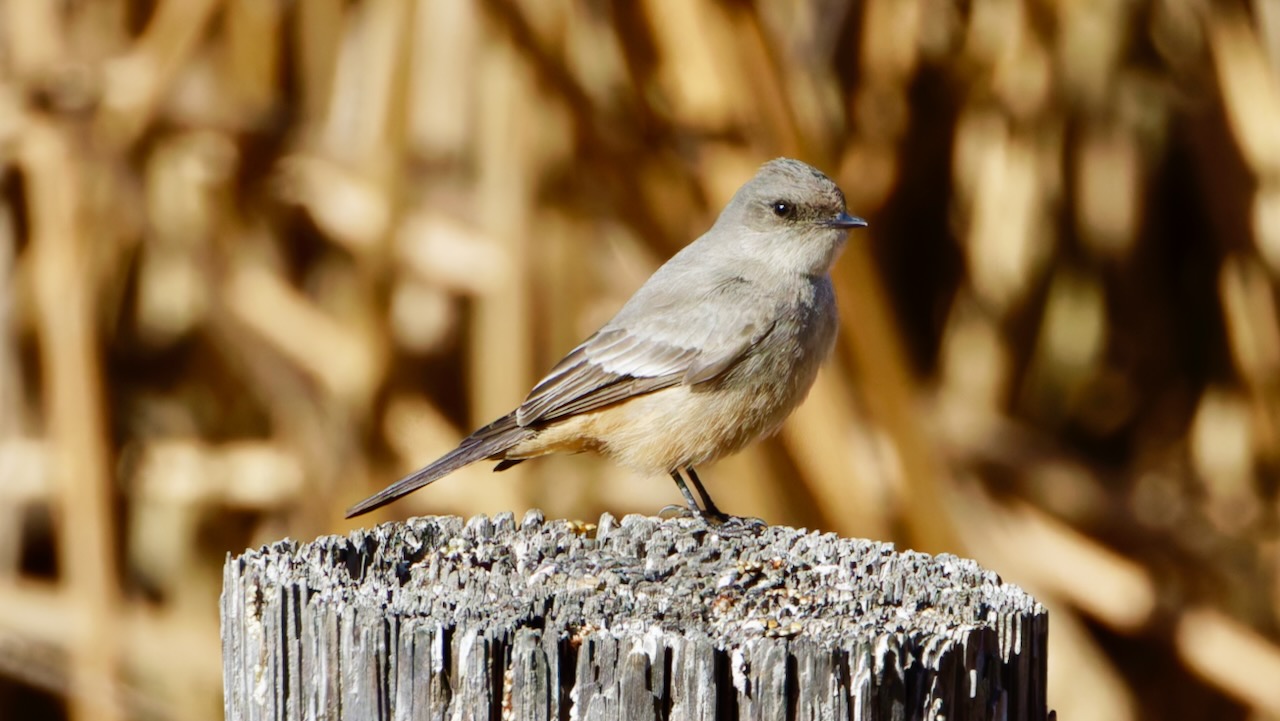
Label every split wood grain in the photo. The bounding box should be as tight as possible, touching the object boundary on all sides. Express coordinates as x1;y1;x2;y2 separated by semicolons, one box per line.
222;512;1049;720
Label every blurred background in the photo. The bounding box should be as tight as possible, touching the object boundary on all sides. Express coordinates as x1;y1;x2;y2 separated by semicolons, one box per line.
1;0;1279;719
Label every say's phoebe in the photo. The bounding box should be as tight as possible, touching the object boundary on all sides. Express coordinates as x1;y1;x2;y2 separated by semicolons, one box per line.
347;158;866;520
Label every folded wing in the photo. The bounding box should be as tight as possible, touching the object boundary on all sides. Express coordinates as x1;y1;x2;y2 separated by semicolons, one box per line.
514;300;778;427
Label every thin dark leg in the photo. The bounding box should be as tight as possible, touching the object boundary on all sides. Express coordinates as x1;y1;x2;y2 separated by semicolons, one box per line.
685;467;725;519
669;470;703;514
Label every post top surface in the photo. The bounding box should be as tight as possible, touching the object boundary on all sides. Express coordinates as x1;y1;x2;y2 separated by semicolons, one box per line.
229;512;1043;657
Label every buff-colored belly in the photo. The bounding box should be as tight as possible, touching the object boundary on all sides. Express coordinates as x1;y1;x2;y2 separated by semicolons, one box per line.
504;374;810;475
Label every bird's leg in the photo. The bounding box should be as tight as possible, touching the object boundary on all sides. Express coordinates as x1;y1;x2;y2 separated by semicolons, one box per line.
685;467;726;520
669;469;704;516
667;469;763;535
686;467;766;536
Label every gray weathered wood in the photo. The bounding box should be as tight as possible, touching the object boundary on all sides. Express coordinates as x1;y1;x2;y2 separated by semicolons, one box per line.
221;512;1049;720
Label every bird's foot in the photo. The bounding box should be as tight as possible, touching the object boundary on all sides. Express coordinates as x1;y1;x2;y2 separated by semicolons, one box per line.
658;504;698;520
701;512;767;538
658;505;766;537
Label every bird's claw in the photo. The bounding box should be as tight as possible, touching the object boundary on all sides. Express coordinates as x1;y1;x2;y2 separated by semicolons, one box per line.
658;504;698;519
658;505;766;537
702;513;767;538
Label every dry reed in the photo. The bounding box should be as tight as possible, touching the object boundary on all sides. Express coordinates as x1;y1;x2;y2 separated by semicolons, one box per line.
1;0;1278;719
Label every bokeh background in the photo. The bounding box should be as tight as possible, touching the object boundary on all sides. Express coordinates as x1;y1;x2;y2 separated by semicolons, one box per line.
2;0;1279;719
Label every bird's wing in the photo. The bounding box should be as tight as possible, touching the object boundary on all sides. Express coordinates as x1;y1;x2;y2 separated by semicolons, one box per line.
514;298;778;427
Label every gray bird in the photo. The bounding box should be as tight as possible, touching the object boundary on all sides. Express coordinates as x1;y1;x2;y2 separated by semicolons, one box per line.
347;158;866;520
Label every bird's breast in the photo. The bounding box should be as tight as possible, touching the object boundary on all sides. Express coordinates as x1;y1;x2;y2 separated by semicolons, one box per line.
598;279;837;473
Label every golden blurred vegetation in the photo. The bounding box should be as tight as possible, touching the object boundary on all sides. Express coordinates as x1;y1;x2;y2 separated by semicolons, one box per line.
2;0;1280;719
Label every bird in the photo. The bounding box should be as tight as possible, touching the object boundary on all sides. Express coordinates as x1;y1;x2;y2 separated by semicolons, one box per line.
347;158;867;521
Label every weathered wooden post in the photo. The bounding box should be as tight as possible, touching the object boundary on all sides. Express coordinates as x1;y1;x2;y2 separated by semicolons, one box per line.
221;512;1049;720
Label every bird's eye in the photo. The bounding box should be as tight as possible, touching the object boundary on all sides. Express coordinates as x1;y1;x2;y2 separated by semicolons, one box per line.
772;201;793;218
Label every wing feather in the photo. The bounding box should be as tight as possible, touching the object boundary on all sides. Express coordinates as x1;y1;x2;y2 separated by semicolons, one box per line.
511;267;790;427
514;315;778;427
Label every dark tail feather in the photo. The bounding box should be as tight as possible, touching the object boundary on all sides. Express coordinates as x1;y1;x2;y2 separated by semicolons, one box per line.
345;413;533;518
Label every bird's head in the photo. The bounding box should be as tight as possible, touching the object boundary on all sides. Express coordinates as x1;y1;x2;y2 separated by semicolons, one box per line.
715;158;867;276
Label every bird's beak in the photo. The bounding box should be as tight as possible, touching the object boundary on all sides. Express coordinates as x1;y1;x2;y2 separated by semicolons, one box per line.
824;211;868;229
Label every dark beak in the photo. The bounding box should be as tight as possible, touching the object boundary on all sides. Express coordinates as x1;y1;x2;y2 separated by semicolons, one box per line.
824;211;868;229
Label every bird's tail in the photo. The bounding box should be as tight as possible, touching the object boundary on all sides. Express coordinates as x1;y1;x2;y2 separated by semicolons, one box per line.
345;413;534;518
